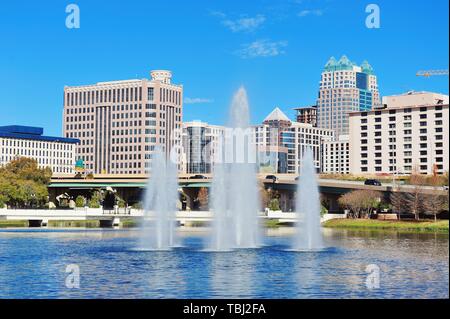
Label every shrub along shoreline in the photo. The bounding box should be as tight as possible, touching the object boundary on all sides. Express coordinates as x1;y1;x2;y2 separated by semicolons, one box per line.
322;219;449;233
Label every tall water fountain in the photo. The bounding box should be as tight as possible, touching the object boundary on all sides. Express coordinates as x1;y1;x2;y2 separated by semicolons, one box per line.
294;147;323;251
139;147;178;251
210;87;260;251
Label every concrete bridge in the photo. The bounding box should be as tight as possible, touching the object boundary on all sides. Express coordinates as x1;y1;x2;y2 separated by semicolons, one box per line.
50;174;446;194
48;174;448;213
0;208;303;227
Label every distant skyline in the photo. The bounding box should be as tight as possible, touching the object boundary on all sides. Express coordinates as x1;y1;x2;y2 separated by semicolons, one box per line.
0;0;448;136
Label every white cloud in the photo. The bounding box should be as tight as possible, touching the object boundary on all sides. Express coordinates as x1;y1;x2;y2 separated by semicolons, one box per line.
298;9;324;17
236;39;288;59
222;14;266;33
210;10;226;19
211;11;266;33
184;97;214;104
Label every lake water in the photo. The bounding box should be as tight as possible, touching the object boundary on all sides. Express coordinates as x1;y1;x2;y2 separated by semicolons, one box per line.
0;227;448;299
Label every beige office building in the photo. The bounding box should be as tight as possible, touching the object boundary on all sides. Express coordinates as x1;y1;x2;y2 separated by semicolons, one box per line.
63;70;183;174
349;92;449;175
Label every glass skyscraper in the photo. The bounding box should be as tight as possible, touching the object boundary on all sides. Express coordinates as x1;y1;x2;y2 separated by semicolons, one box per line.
317;55;380;137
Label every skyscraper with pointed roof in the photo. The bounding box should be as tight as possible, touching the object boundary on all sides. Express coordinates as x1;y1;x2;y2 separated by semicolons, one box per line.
254;107;334;174
317;55;380;136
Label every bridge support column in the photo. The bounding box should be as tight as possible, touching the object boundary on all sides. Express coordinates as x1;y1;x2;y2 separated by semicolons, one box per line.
112;217;120;227
277;190;294;212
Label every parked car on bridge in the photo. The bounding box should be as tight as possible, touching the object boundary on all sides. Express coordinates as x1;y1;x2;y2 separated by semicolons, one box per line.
265;175;278;183
191;174;207;179
364;179;382;186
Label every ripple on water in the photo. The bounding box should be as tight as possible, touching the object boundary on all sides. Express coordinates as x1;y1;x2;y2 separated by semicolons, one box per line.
0;228;447;299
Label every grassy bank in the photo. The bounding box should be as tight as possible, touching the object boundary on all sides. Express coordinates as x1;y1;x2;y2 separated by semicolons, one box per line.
0;220;29;228
48;220;100;228
121;219;138;228
323;219;449;233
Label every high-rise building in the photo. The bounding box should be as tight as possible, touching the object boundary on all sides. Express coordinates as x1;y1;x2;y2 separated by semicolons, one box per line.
254;107;334;174
0;125;79;174
180;108;334;175
181;121;225;174
317;55;380;137
63;70;183;174
349;92;449;175
294;105;317;126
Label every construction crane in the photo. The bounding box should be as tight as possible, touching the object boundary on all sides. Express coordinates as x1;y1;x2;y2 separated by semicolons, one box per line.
416;69;449;77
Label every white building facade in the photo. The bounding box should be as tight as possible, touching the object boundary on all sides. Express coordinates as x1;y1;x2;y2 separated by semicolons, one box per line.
254;108;334;174
349;95;449;175
321;135;350;174
0;126;79;174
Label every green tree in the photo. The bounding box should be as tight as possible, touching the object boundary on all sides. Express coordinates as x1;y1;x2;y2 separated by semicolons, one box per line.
117;198;126;208
320;205;328;216
268;198;280;211
75;195;86;208
88;191;102;208
0;157;51;208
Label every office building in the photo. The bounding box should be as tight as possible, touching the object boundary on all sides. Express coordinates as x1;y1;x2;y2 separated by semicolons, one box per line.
63;70;183;174
317;55;380;137
321;135;350;174
294;105;317;126
349;92;449;175
254;107;334;174
181;121;225;174
0;125;79;174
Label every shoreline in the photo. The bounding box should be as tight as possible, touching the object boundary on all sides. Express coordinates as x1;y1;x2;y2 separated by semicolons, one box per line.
322;219;449;233
1;219;449;234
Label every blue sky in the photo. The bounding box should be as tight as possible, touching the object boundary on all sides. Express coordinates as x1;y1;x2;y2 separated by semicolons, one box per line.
0;0;448;136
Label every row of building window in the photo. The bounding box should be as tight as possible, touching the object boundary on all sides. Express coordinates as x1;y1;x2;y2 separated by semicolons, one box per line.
65;86;182;107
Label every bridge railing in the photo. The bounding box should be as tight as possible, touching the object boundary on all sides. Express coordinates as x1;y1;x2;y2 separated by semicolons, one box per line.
102;207;133;215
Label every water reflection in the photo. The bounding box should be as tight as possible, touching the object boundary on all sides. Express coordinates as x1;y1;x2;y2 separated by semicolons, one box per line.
210;250;256;298
0;228;447;298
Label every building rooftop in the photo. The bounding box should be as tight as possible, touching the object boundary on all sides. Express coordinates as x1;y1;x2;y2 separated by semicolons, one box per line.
293;105;317;111
324;55;374;74
263;107;291;122
381;91;449;108
384;90;448;98
348;103;449;115
0;125;79;144
65;70;182;89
